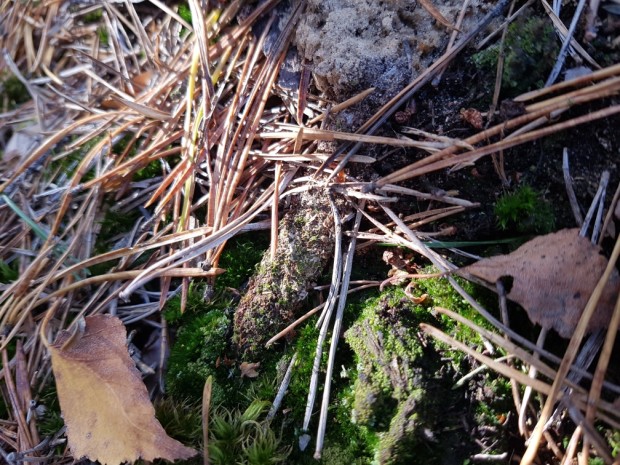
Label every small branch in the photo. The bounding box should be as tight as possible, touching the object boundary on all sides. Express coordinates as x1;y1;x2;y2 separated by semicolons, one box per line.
267;353;297;421
314;201;364;459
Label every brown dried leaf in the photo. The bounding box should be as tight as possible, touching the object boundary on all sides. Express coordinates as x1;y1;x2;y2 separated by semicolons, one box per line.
460;228;620;337
460;108;483;129
239;361;260;378
49;315;197;465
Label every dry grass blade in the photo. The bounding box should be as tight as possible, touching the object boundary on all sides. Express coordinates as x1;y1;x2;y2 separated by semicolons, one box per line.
420;324;553;395
0;1;321;459
202;376;212;465
314;201;364;459
377;103;620;186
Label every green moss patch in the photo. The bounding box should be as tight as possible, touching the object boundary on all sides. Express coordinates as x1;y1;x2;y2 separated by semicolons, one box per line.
494;184;555;234
472;15;559;94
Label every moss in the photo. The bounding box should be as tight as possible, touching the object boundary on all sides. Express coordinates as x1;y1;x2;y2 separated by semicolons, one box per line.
37;386;64;438
376;392;423;465
83;8;102;23
165;303;231;404
151;397;292;465
95;208;141;248
164;233;270;403
279;317;376;464
1;75;30;106
133;160;162;181
154;397;203;449
209;400;290;465
178;3;192;24
341;280;509;464
494;184;555;234
234;190;335;357
0;260;18;284
97;26;109;46
217;233;270;290
472;15;559;94
609;430;620;458
112;133;138;158
50;134;105;183
286;322;318;396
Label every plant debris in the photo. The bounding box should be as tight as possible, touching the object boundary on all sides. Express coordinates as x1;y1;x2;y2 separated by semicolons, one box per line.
459;228;620;337
49;315;197;464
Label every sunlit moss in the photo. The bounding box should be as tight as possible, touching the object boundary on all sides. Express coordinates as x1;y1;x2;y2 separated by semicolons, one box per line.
83;8;102;23
495;185;555;234
97;26;109;46
164;234;270;403
165;304;231;405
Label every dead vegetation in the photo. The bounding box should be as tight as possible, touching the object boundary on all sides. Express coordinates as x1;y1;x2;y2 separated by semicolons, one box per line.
0;0;619;463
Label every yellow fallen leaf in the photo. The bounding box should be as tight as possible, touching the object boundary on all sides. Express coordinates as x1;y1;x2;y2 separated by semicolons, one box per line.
50;314;197;465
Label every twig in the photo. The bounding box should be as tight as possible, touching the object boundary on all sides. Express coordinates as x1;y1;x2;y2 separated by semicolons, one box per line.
471;452;509;462
264;282;380;347
432;0;471;86
545;0;589;86
314;201;364;459
377;104;620;186
518;328;547;436
476;0;535;50
303;194;343;431
540;0;600;71
267;353;297;421
202;376;212;465
315;192;344;329
580;170;609;240
598;180;620;246
563;148;584;226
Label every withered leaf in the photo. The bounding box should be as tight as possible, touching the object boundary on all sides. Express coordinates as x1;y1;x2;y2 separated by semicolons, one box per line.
50;314;197;465
460;228;620;337
239;361;260;378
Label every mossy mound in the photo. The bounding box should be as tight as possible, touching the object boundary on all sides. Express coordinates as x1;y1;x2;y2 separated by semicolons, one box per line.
233;189;336;357
343;278;510;465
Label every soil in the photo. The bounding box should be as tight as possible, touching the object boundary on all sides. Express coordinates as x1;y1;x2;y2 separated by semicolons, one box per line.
294;0;496;129
373;61;620;242
291;0;620;246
